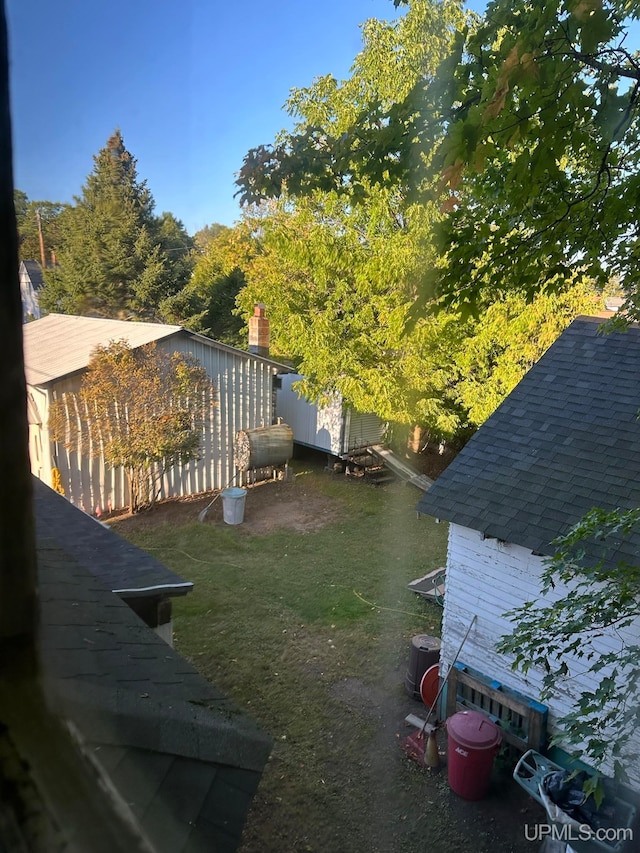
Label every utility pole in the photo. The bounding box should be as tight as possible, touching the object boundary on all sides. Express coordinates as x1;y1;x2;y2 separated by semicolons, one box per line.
36;206;46;267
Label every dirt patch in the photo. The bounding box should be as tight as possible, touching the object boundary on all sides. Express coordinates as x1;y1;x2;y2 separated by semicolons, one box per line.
107;442;457;537
107;475;343;536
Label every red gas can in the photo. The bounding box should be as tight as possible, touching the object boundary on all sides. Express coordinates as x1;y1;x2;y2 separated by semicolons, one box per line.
446;710;502;800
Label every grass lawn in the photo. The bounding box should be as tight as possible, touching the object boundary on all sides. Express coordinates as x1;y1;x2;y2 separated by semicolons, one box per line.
115;462;541;852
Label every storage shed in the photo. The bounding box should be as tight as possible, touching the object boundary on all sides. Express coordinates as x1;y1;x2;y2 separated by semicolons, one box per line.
23;314;291;511
417;316;640;788
275;372;386;457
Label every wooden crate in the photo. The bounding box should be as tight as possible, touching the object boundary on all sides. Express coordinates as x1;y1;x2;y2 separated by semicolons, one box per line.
446;662;547;753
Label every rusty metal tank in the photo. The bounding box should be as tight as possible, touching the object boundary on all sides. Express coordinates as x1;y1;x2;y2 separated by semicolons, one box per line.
405;634;441;699
234;423;294;472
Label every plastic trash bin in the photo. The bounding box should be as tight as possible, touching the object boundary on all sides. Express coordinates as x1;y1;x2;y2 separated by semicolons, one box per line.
221;487;247;525
446;710;502;800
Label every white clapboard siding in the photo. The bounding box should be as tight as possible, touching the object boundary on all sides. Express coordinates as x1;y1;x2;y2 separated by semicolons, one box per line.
442;523;640;787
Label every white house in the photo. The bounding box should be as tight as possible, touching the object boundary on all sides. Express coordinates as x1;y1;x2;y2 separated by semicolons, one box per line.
19;259;44;321
417;316;640;788
23;313;290;511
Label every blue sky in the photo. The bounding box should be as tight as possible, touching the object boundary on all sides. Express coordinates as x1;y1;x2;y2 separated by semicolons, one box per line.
10;2;639;237
7;0;403;234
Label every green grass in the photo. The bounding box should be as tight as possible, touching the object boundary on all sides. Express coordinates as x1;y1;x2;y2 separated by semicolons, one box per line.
118;466;453;851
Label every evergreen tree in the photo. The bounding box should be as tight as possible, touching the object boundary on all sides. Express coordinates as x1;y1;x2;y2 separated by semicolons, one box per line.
160;224;246;347
14;190;66;264
40;131;192;318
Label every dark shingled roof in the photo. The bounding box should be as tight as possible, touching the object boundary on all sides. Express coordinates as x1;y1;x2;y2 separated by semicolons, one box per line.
416;316;640;566
33;477;193;597
21;259;45;289
36;482;272;852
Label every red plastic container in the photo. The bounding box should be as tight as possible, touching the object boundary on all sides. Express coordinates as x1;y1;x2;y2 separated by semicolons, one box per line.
446;710;502;800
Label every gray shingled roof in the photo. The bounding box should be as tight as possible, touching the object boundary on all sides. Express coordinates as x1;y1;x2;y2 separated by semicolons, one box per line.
33;477;192;597
23;313;293;387
21;259;45;289
37;482;272;853
22;314;183;385
416;316;640;567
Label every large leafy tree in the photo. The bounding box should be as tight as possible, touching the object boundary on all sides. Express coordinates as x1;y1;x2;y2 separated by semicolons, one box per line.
160;224;246;347
428;0;640;315
239;197;600;436
235;0;467;434
238;0;640;316
235;0;602;437
40;131;193;318
49;341;216;512
236;0;463;207
237;193;458;430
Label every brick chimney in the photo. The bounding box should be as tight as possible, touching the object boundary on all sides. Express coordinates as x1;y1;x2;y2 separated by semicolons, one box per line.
248;303;270;357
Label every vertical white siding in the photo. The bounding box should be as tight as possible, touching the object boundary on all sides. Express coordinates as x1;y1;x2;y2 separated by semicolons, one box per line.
45;373;130;510
347;410;385;450
275;373;345;455
164;336;278;493
27;387;50;484
275;373;384;456
29;332;279;510
441;523;640;786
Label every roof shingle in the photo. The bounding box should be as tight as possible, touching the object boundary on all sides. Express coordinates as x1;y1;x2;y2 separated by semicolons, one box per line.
417;316;640;565
37;483;272;852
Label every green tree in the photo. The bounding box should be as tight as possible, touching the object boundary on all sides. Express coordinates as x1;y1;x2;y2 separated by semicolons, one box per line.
450;281;602;424
237;190;486;434
235;0;601;437
193;222;227;254
423;0;640;315
235;1;468;434
160;224;247;346
49;340;216;512
40;131;192;318
155;210;196;295
14;188;27;220
236;0;464;207
238;1;640;316
498;508;640;786
14;190;66;264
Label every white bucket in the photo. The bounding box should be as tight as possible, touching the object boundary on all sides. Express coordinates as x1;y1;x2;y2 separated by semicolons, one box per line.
221;487;247;525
